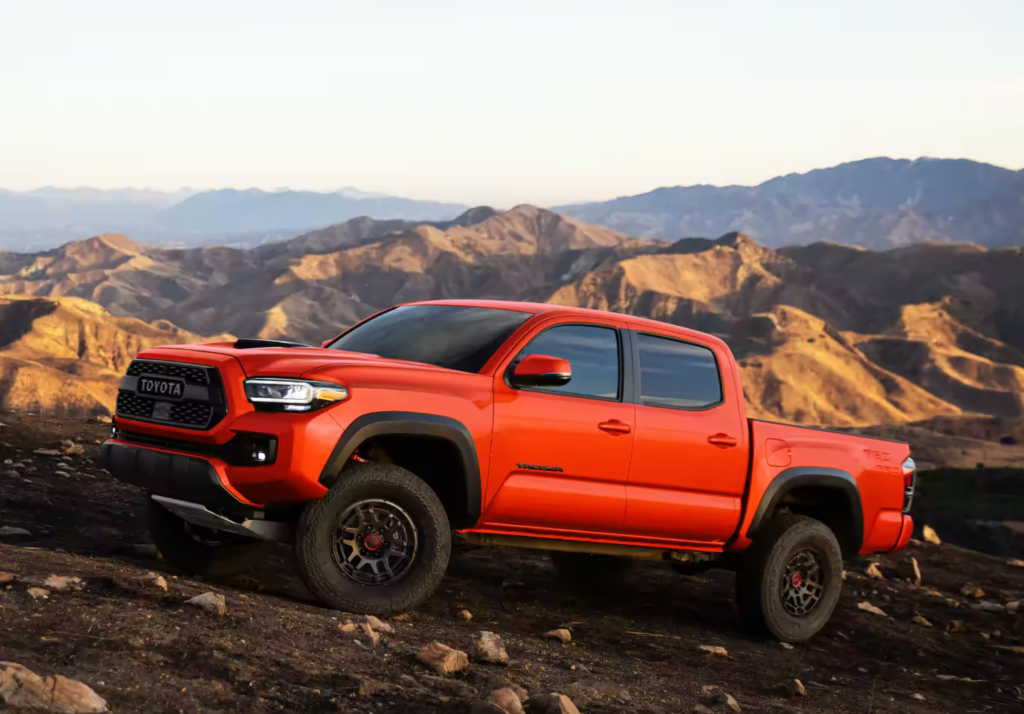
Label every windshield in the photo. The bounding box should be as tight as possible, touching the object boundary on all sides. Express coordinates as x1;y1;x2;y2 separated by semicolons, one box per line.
327;304;534;373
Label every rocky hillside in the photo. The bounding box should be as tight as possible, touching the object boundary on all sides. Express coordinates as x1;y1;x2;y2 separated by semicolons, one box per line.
0;295;227;417
1;206;1023;430
2;414;1024;714
556;157;1024;249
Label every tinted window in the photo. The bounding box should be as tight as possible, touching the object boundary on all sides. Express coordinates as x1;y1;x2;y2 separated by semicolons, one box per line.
328;305;532;373
516;325;620;399
638;333;722;408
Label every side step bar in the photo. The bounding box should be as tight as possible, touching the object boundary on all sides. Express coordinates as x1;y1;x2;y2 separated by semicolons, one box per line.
152;496;292;542
454;531;721;563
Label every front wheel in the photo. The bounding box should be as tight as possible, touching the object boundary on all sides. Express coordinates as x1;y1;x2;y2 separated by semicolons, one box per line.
735;514;843;642
294;462;451;614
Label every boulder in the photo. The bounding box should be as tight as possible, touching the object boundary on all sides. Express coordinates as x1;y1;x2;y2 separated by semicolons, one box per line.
481;684;528;712
961;584;985;599
544;629;572;643
43;575;82;591
922;525;941;545
185;591;226;615
857;601;888;617
865;563;884;580
363;614;394;633
773;679;806;698
527;693;582;714
0;662;108;712
707;690;742;712
477;631;510;665
698;644;729;656
417;641;470;675
360;622;380;647
970;601;1006;613
898;557;922;586
136;573;168;591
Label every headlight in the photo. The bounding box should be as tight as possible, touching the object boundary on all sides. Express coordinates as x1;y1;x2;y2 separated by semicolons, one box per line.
243;378;349;412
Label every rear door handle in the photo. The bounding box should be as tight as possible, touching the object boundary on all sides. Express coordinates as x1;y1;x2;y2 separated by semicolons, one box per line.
598;420;631;435
708;433;738;448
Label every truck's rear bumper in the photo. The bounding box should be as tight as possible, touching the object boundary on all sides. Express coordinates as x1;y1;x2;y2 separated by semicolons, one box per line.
101;441;258;509
890;514;914;553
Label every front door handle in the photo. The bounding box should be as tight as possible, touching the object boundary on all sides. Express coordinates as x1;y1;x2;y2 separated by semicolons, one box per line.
598;420;632;435
708;433;738;448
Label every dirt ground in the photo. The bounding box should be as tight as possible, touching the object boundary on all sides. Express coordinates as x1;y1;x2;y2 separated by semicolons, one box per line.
3;413;1024;713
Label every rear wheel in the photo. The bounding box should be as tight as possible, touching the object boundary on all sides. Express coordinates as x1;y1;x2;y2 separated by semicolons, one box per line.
295;462;451;614
146;499;272;577
735;514;843;642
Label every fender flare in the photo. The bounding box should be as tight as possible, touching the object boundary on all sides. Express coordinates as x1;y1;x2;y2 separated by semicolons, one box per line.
745;467;864;553
318;411;482;528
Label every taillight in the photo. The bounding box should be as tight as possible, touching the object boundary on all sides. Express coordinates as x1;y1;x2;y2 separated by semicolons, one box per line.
902;457;916;512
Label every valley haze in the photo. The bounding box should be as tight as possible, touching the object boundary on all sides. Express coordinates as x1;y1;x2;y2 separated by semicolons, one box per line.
3;156;1023;252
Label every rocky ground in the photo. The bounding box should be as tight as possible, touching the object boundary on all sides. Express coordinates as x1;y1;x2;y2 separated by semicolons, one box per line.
2;414;1024;713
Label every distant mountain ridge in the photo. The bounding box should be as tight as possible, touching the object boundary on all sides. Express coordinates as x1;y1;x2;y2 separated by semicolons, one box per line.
159;188;468;233
555;157;1024;249
0;186;469;251
1;205;1023;430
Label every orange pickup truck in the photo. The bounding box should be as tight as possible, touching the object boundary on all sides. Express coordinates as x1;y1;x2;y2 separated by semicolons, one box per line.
101;300;915;641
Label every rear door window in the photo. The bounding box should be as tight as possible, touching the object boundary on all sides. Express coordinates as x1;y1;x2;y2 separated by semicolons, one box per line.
637;333;722;409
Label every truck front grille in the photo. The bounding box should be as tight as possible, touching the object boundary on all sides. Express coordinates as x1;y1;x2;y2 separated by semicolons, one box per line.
116;359;227;430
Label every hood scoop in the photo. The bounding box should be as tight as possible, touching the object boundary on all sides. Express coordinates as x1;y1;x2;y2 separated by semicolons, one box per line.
233;338;313;349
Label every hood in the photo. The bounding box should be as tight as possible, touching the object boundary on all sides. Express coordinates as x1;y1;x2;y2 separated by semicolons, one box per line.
158;342;447;379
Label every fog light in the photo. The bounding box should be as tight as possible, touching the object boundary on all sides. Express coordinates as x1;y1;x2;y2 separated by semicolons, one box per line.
231;433;277;466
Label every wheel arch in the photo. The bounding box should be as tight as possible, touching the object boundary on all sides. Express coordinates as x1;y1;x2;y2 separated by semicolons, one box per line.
746;467;863;558
319;411;482;529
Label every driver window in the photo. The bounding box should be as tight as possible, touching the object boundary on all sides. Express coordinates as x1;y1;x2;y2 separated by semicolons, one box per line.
516;325;620;400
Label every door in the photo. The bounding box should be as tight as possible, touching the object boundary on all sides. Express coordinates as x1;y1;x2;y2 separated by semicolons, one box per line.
625;330;748;544
482;320;635;535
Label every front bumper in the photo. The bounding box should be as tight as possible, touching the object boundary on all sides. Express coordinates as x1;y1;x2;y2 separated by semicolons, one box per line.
106;397;346;506
101;441;255;509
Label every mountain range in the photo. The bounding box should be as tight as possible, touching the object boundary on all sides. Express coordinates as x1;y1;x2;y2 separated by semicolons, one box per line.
0;187;469;251
1;204;1023;436
556;157;1024;249
3;156;1023;253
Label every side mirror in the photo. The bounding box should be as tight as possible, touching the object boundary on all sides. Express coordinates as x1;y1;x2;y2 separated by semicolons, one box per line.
511;354;571;388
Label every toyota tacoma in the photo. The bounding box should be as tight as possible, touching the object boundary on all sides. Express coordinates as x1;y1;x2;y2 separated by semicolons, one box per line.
101;300;916;641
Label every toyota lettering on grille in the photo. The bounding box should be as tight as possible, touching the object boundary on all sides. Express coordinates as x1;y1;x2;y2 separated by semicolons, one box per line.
137;376;185;399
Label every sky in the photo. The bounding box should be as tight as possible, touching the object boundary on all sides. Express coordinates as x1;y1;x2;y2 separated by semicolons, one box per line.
1;0;1022;206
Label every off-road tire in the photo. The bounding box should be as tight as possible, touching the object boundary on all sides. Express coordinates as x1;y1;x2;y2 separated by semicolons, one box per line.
735;513;843;642
550;551;635;589
146;499;273;577
295;462;451;614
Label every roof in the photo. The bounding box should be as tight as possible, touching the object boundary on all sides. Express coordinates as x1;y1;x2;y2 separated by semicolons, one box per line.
406;299;731;351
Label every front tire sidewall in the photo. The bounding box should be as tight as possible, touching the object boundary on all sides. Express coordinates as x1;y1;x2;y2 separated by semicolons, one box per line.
296;463;451;614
